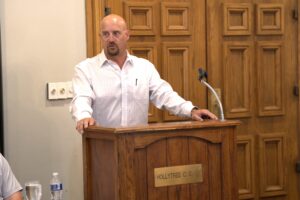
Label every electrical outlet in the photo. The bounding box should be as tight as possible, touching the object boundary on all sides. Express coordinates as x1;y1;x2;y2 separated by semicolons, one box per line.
66;81;73;98
48;82;58;100
47;81;73;100
56;82;67;99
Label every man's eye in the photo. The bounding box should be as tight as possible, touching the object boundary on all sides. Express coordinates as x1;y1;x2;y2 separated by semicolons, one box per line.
113;32;121;37
102;32;109;37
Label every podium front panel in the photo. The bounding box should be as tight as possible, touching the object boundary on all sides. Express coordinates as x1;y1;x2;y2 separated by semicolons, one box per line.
83;121;239;200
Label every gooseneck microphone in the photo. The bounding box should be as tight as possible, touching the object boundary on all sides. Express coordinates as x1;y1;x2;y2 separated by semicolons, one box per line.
198;68;225;121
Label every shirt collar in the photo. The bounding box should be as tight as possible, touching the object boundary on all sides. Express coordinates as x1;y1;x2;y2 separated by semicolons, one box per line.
98;50;109;67
98;50;134;68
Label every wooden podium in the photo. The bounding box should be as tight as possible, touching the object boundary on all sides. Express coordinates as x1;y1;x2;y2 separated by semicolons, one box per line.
82;120;240;200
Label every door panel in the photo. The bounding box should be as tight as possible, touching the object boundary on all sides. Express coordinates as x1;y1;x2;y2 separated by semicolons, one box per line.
258;133;286;197
207;0;299;199
237;134;255;199
162;42;192;121
223;41;253;118
257;41;285;116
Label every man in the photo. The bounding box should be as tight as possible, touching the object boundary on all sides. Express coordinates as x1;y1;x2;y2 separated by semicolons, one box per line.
0;153;22;200
70;14;217;133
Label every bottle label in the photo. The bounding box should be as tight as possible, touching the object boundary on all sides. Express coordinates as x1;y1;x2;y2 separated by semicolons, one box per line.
50;183;63;191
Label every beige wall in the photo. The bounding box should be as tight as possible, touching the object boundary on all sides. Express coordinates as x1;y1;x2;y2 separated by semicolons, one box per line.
0;0;86;199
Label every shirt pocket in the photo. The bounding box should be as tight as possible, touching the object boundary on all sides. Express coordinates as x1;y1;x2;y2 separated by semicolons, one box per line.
130;78;149;101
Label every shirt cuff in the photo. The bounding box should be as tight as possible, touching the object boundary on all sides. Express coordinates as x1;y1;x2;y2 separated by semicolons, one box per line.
180;103;196;118
190;106;199;117
76;112;92;122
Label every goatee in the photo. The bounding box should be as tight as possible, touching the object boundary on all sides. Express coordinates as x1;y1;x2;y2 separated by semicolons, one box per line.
107;43;119;56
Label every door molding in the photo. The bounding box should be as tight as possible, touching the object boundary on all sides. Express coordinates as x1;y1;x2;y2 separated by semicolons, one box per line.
85;0;105;57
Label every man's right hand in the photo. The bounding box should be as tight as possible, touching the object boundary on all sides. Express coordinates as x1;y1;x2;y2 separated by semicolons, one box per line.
76;117;96;134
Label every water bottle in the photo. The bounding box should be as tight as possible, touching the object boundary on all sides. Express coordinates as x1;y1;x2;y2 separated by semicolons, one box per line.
50;172;63;200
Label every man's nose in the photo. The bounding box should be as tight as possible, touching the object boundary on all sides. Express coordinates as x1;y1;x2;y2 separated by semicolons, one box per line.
106;34;116;41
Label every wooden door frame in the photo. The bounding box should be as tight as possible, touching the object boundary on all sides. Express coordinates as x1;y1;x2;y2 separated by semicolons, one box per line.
85;0;105;57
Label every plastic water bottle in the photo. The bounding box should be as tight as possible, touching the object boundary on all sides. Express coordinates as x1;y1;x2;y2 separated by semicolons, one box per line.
50;172;63;200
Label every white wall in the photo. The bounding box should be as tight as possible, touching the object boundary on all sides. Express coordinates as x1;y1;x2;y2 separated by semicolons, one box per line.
0;0;87;199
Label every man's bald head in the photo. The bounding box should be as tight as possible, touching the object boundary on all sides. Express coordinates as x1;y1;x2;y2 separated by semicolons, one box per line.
101;14;128;31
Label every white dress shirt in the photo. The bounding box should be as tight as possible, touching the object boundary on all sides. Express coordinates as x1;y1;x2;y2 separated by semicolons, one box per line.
70;51;195;127
0;154;22;199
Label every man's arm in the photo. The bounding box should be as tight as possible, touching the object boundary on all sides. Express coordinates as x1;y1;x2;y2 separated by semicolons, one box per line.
148;63;217;119
70;64;96;133
5;191;22;200
0;154;23;200
76;117;96;134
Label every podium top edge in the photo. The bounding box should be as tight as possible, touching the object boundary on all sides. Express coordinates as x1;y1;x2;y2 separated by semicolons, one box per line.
84;120;241;134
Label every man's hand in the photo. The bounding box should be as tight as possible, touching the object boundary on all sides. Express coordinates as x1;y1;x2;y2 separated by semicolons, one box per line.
191;108;218;121
76;117;96;134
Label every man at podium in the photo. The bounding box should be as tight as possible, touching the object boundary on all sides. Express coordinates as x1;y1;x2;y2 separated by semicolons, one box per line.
70;14;217;133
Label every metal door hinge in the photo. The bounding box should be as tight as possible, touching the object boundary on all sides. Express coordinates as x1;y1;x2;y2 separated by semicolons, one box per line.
105;7;111;16
293;9;298;20
296;161;300;173
293;85;299;96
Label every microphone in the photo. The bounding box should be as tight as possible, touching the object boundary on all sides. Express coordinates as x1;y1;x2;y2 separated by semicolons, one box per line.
198;68;225;121
198;68;207;80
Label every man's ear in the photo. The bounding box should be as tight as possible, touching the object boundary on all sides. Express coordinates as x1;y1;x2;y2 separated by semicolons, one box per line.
125;30;130;41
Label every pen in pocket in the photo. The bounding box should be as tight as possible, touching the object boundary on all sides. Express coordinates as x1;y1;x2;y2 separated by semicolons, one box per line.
135;78;138;86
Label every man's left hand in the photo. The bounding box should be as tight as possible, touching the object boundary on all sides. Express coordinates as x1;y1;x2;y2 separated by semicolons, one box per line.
191;108;218;121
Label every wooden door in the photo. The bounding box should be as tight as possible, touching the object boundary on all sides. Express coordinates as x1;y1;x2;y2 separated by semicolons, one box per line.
206;0;300;199
86;0;208;123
